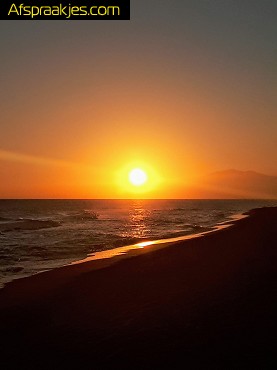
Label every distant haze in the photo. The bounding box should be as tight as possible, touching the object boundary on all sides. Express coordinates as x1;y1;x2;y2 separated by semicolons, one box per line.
185;170;277;199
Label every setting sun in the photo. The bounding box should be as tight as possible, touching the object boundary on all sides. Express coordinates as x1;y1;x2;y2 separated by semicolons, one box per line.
129;168;148;186
115;162;161;197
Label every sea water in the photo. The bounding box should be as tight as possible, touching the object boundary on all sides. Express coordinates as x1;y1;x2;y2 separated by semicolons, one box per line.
0;199;276;287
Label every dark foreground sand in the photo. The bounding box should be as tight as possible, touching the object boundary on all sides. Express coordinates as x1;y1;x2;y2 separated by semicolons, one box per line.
0;207;276;369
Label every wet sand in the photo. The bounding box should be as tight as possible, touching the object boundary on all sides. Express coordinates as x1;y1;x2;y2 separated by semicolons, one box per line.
0;207;276;369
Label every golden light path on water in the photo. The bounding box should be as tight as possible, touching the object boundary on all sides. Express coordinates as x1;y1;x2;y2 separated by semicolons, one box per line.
70;211;248;266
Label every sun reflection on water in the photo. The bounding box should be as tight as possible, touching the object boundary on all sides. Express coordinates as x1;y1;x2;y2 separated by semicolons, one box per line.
128;200;151;239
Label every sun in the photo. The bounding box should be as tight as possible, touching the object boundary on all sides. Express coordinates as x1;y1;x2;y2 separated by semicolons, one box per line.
116;162;161;196
128;168;148;186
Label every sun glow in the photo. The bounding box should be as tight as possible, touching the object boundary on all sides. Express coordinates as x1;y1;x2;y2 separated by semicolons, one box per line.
129;168;148;186
115;162;161;197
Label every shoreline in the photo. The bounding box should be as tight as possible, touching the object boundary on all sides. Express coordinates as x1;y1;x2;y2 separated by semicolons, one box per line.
69;211;248;263
0;206;276;368
1;211;247;290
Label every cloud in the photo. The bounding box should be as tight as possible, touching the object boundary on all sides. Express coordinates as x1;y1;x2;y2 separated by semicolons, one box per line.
0;148;87;168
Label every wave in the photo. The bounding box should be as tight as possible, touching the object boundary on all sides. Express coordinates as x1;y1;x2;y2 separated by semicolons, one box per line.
0;216;11;221
160;226;213;239
0;219;61;232
3;266;24;273
65;210;99;222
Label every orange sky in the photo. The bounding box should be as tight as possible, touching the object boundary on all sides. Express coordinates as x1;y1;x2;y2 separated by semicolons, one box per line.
1;1;276;198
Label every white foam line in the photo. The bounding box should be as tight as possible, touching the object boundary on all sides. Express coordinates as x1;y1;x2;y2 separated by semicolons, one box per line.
70;213;248;265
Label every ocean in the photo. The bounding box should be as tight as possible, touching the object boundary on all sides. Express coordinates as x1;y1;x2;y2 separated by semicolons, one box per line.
0;199;276;288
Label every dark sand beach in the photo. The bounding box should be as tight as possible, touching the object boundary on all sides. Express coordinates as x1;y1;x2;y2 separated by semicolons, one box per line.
0;207;276;369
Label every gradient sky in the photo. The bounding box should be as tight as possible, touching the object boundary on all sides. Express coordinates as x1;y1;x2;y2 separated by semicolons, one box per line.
0;0;276;198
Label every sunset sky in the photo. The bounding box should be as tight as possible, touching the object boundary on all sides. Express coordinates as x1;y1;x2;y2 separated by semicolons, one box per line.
1;0;276;198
